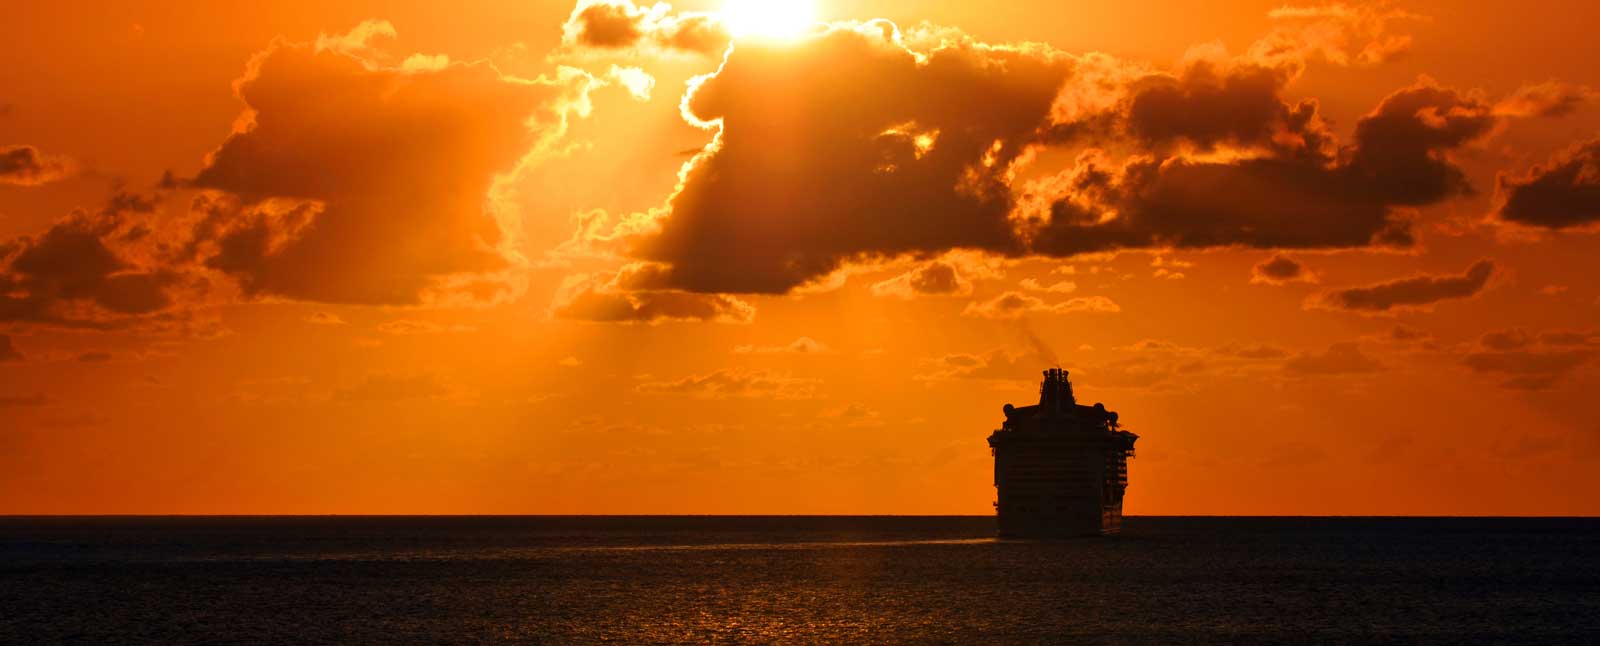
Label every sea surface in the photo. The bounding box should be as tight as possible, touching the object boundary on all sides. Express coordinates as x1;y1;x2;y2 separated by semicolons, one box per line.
1;516;1596;644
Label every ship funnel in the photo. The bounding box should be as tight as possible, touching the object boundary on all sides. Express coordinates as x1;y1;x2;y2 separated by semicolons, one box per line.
1037;367;1077;415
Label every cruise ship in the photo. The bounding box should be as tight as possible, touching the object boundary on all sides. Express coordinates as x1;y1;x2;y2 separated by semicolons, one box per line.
988;368;1139;537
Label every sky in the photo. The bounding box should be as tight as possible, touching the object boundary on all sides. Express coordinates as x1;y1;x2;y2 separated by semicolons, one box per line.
2;0;1598;515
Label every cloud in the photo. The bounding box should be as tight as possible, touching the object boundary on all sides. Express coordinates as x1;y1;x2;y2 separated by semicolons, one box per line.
636;369;820;399
77;351;112;362
1251;254;1316;285
0;145;73;186
1216;343;1291;360
304;311;345;325
619;22;1069;294
561;0;729;56
1018;278;1076;293
1492;82;1590;118
870;261;973;298
1464;328;1598;389
1071;339;1291;390
376;320;475;335
0;335;20;362
919;349;1039;381
818;403;885;428
550;272;754;324
1283;342;1383;376
188;21;595;305
1493;139;1600;230
0;193;195;330
575;14;1504;299
734;337;832;354
1257;3;1422;68
1480;329;1533;351
1309;259;1494;313
1385;324;1432;344
962;292;1119;319
1026;78;1495;256
606;64;655;100
1465;351;1593;390
1539;330;1600;347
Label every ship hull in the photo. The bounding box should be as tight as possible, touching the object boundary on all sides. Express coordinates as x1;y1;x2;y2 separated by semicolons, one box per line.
997;500;1122;538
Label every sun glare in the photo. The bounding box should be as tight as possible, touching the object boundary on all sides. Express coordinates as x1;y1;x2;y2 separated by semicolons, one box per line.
721;0;817;41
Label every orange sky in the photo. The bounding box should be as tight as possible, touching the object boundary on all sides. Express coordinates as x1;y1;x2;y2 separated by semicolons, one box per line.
2;0;1598;515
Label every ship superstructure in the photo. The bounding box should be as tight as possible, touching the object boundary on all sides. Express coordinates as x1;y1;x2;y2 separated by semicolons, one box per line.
987;368;1138;537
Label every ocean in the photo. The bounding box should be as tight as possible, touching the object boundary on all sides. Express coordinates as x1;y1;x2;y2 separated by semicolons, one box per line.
1;516;1596;644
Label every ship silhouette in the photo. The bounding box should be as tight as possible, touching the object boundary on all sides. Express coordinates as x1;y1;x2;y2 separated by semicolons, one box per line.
988;368;1139;537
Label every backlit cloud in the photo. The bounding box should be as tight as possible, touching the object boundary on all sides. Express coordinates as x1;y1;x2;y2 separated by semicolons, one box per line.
561;0;729;56
621;22;1068;293
1026;78;1495;257
575;13;1522;301
551;273;755;324
189;21;595;305
871;261;973;299
1492;81;1590;118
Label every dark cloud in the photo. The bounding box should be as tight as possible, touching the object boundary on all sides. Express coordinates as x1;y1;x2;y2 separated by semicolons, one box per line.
1118;62;1325;155
1493;139;1600;230
0;335;20;362
1251;254;1315;285
0;193;190;329
1310;259;1495;313
623;23;1069;293
1027;79;1495;256
1283;342;1383;376
0;145;73;186
561;0;729;56
189;23;592;305
77;351;112;362
870;261;972;298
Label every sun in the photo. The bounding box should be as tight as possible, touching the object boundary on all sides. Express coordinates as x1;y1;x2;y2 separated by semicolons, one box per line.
721;0;817;41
